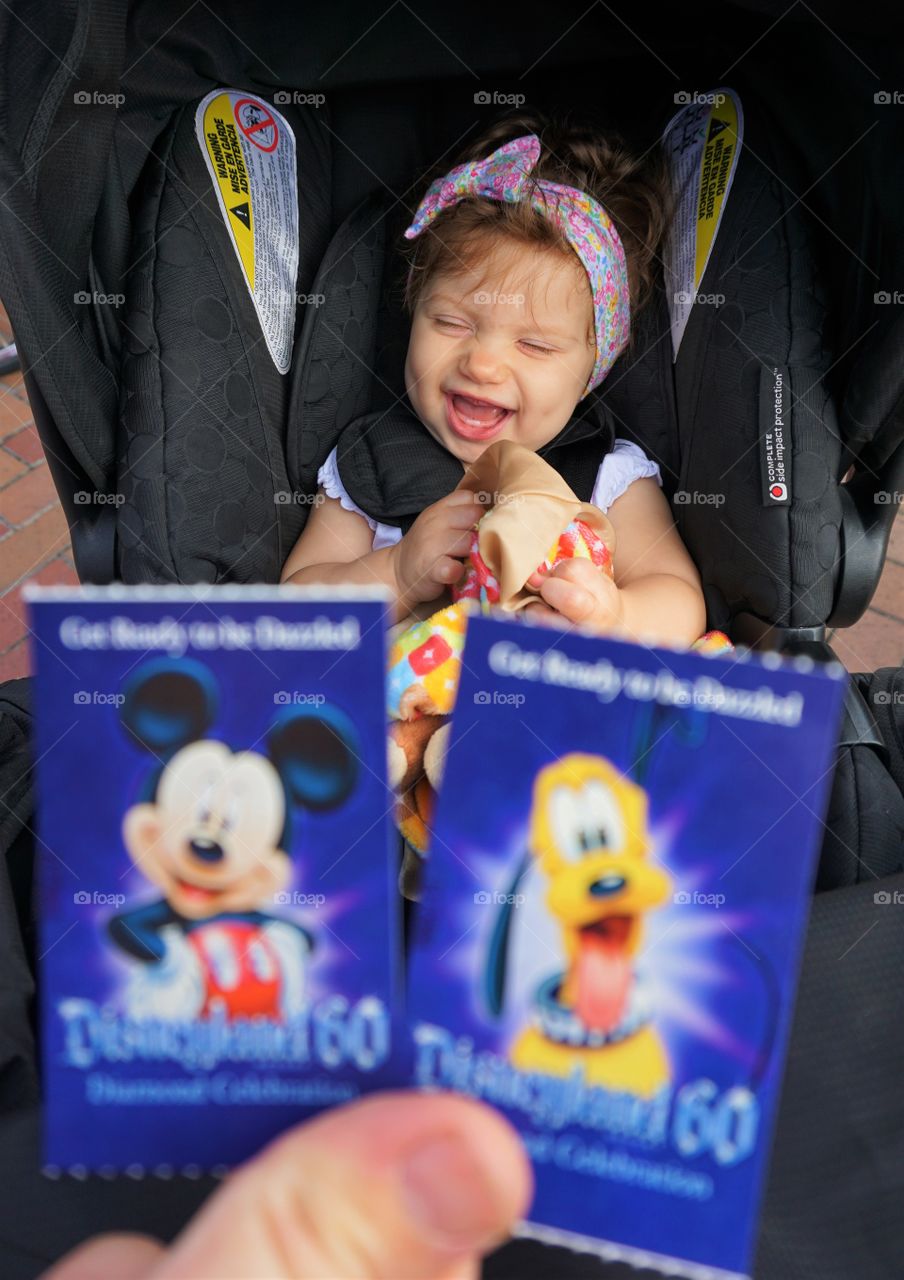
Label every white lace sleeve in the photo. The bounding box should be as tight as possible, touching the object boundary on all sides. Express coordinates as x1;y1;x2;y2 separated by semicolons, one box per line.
372;521;403;551
317;446;403;550
318;447;378;529
591;439;662;513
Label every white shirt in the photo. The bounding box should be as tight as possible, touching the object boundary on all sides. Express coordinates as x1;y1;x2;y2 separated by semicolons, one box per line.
318;438;662;550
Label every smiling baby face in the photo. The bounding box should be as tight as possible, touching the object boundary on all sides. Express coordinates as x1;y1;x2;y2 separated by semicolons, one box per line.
404;239;597;467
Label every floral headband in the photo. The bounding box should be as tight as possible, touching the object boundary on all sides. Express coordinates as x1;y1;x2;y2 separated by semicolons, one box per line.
403;133;631;397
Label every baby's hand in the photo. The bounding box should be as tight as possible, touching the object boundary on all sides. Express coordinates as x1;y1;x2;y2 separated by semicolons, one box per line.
523;559;627;636
390;490;484;610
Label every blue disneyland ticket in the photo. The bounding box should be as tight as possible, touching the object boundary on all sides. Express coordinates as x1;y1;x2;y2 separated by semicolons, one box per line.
407;614;847;1280
27;585;402;1173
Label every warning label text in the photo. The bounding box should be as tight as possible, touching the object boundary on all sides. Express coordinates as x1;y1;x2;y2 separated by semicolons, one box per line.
207;118;249;198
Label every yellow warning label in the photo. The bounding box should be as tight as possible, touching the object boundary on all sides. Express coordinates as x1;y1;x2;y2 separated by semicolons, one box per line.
693;99;740;290
195;89;299;373
662;88;744;360
201;96;255;289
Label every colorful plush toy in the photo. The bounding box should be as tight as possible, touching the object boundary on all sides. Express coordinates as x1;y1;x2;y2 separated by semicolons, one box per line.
386;441;732;891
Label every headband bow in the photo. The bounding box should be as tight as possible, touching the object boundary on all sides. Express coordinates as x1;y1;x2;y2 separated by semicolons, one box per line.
404;134;630;396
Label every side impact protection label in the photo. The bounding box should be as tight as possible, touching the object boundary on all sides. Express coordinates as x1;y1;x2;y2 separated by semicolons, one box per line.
662;88;743;361
758;365;791;505
195;90;299;373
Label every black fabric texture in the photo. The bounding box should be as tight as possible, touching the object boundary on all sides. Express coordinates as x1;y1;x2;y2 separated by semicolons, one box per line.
860;666;904;795
285;189;397;517
815;738;904;891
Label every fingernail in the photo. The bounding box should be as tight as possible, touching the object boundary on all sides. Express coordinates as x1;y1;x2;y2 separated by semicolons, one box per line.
400;1133;506;1251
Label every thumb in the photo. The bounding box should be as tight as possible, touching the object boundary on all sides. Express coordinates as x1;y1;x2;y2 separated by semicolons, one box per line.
42;1234;165;1280
154;1090;531;1279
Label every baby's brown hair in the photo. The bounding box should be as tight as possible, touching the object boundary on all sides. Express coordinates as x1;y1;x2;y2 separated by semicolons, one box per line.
401;109;674;360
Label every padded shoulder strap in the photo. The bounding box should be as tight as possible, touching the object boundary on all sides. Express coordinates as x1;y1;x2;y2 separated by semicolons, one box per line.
335;397;616;532
286;190;401;503
541;398;616;504
337;403;463;529
600;287;680;497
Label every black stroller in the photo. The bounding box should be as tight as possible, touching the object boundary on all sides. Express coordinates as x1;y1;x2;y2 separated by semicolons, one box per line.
1;1;903;1275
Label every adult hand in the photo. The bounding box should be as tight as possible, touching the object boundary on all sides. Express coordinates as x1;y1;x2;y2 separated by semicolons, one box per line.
43;1091;532;1280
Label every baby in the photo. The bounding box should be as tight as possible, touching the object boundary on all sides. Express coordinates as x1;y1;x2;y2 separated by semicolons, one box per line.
282;112;706;649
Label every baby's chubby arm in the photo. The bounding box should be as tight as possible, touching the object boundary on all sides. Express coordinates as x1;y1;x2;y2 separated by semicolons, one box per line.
525;477;707;647
280;488;397;599
281;487;483;623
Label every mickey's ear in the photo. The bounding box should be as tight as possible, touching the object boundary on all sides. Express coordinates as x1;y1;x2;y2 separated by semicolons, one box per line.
120;658;218;757
484;853;531;1018
267;705;360;811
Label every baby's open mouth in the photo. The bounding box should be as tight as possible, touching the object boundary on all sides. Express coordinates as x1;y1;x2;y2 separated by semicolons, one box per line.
445;391;513;441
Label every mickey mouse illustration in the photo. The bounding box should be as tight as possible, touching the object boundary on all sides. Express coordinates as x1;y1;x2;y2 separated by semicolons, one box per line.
107;658;359;1023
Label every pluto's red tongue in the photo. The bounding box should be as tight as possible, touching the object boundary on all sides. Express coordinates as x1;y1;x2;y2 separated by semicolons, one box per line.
575;920;632;1033
453;394;505;426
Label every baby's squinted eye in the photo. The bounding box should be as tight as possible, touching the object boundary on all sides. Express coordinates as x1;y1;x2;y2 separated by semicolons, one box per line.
434;316;470;331
434;316;556;356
